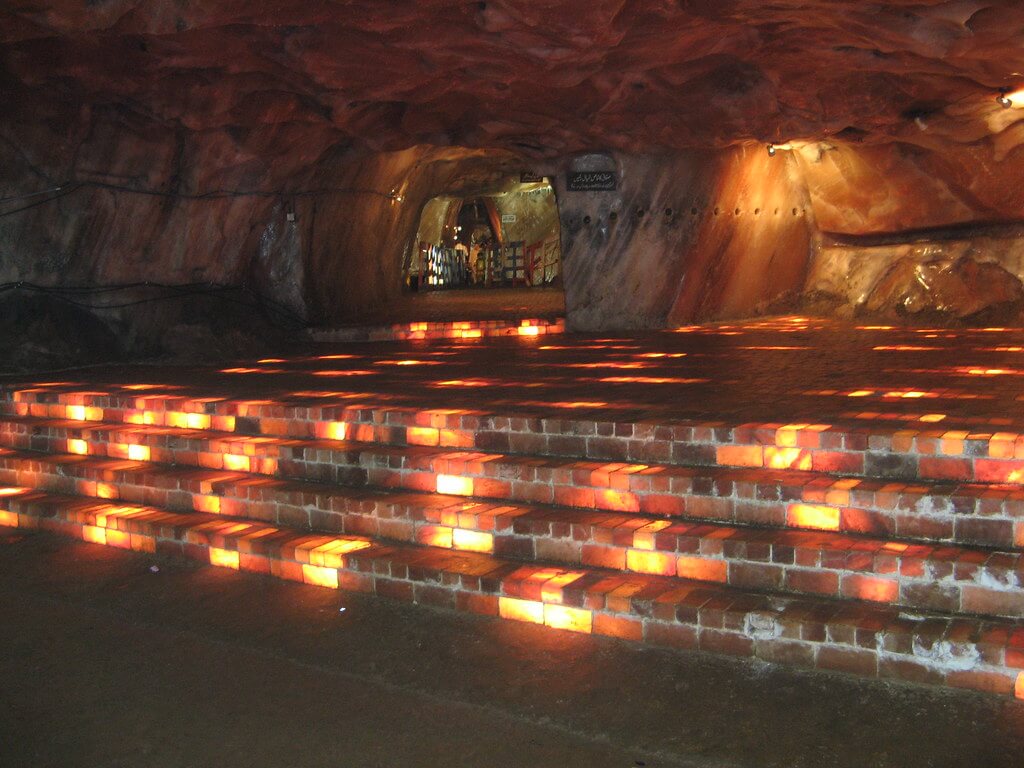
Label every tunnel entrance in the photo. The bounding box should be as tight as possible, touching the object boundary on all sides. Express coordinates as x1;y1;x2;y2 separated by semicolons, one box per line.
404;177;562;292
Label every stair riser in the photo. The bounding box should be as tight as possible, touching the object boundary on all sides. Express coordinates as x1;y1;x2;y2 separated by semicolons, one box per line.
7;393;1024;484
3;454;1023;618
2;499;1021;701
1;423;1018;549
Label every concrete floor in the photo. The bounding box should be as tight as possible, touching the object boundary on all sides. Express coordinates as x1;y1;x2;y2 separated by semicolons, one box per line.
1;528;1023;768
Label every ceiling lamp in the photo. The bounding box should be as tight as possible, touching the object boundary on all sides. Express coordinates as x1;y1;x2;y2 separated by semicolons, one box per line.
997;88;1024;109
766;142;793;157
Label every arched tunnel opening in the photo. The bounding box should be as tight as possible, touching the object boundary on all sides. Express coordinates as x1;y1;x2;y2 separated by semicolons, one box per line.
404;175;561;293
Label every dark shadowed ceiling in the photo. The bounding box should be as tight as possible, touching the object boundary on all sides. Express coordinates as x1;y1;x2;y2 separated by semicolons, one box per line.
4;0;1024;157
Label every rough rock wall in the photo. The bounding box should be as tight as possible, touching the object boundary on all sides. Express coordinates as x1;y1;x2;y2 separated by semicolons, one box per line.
556;147;814;330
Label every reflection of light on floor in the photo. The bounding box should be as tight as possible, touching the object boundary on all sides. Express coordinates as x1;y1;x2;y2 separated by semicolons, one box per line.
312;370;376;377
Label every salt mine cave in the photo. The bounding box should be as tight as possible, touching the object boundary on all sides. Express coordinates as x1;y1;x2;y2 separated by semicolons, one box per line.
5;3;1024;765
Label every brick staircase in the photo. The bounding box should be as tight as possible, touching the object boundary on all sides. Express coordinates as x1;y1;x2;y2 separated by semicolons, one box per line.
2;385;1023;699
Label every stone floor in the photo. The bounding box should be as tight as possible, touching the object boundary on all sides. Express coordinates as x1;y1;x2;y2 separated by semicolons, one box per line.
2;527;1022;768
12;315;1024;436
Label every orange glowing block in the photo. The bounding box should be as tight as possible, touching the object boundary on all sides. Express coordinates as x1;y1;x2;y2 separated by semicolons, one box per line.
223;454;250;472
543;604;593;634
716;445;763;468
765;447;812;470
407;427;440;446
193;495;222;514
851;577;898;603
127;444;150;462
82;525;107;545
847;390;874;397
626;549;676;576
1016;672;1024;700
0;509;18;527
67;439;88;455
787;503;841;531
498;596;545;625
308;538;371;567
518;325;540;337
209;547;240;570
451;528;494;553
318;421;347;441
437;474;473;496
460;329;482;339
0;487;27;497
302;564;339;588
920;414;947;423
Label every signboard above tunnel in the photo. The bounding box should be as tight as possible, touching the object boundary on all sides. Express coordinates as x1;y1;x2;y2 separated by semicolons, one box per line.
567;171;617;191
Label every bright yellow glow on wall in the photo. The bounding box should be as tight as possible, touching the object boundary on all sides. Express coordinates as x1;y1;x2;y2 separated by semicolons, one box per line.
223;454;250;472
451;528;494;553
127;444;150;461
209;547;240;570
82;525;107;545
787;503;841;531
498;596;545;624
67;439;88;455
302;564;339;588
407;427;440;446
437;474;473;496
543;604;593;634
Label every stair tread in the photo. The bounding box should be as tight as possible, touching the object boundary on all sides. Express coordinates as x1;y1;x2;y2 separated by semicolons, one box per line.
1;445;1019;564
3;485;1021;638
4;414;1022;497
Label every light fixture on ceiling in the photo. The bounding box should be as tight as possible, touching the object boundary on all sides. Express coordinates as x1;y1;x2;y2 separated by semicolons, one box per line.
997;88;1024;109
766;142;794;157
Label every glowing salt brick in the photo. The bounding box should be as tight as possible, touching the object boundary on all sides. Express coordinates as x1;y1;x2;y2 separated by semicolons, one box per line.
716;445;763;467
764;447;812;470
407;426;440;446
223;454;250;471
461;329;482;338
518;325;540;336
302;564;339;588
846;575;898;603
105;529;131;549
67;439;88;455
95;483;118;499
676;556;727;582
66;405;86;421
787;503;841;531
418;525;454;548
0;509;18;527
451;528;493;553
627;549;676;576
127;445;150;461
498;596;545;624
437;474;473;496
82;525;107;545
540;571;585;603
209;547;240;570
632;520;673;550
544;604;593;634
193;495;222;514
1017;673;1024;700
212;415;236;431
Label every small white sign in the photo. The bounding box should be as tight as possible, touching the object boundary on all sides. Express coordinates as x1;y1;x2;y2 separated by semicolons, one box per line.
501;213;517;224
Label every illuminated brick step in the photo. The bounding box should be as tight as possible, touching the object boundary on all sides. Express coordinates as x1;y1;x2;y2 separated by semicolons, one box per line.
2;448;1023;619
309;317;565;343
9;390;1024;485
2;415;1021;550
2;487;1023;700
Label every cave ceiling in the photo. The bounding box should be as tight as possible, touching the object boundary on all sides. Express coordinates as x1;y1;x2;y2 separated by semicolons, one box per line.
3;1;1024;158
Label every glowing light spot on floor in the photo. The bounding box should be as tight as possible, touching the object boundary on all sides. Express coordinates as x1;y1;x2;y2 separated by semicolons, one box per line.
375;359;440;366
437;474;473;496
209;547;240;570
552;401;609;409
302;564;339;588
787;503;841;531
433;379;492;388
258;358;286;363
67;439;88;455
919;414;947;423
127;445;150;462
498;597;545;624
543;604;593;634
452;528;494;553
847;390;873;397
312;370;375;377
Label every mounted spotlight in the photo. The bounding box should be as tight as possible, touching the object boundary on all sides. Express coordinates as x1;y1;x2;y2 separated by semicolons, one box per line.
766;142;794;157
997;88;1024;109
